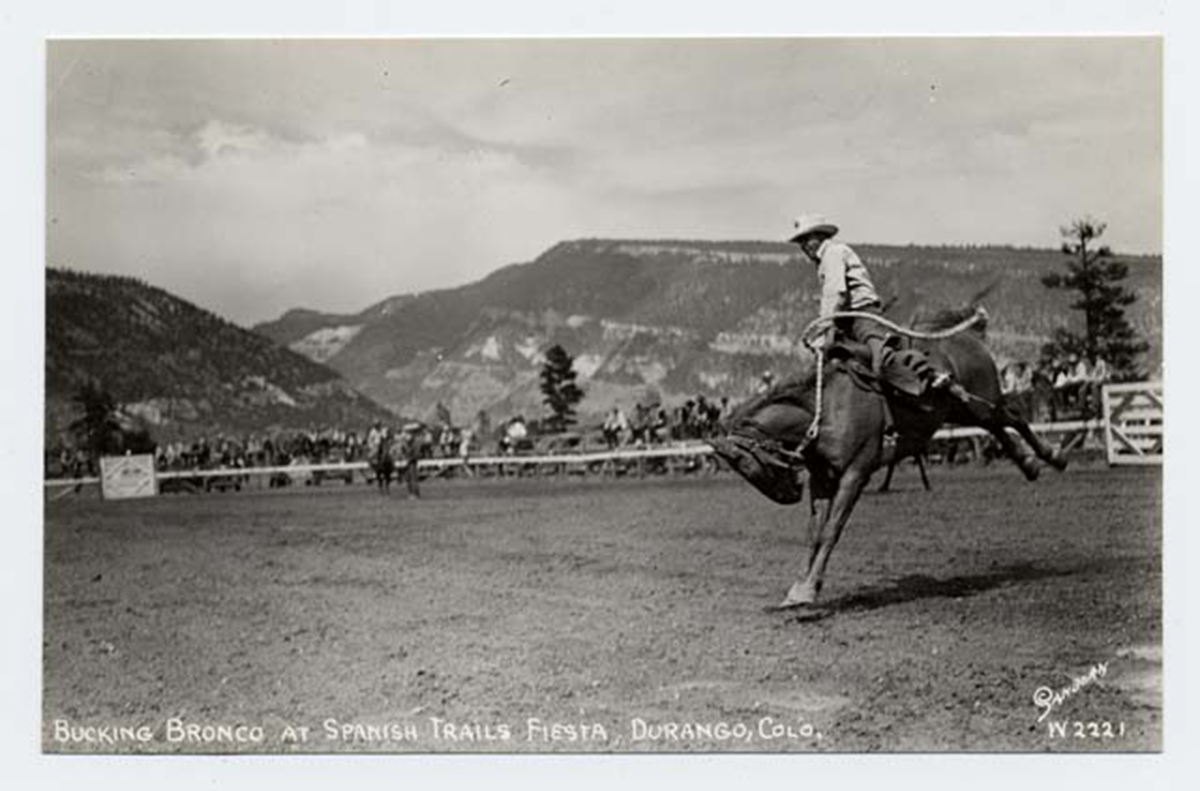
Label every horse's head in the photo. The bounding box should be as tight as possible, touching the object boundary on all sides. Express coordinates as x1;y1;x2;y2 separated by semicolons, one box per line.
725;372;818;445
709;372;822;505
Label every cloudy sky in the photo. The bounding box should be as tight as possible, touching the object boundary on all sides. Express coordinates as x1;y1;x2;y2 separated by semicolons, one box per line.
47;38;1161;325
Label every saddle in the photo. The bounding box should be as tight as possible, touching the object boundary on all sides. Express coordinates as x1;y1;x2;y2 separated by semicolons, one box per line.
826;341;952;465
827;340;943;401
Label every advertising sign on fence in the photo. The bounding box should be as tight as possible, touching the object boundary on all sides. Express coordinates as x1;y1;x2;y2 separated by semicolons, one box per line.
99;454;158;500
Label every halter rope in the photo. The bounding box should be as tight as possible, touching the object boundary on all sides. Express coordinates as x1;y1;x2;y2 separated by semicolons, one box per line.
798;306;989;446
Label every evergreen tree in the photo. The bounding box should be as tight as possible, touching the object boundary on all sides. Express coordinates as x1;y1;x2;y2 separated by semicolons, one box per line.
539;344;584;432
70;381;122;459
1041;218;1148;380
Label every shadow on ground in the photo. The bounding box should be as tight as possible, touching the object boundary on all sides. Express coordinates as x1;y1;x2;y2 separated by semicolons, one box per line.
782;559;1122;623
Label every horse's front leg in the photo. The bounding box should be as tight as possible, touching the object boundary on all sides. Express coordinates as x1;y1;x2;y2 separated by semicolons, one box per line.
793;495;831;601
781;467;870;608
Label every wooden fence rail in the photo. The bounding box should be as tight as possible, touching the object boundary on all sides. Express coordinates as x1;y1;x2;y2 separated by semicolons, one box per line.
43;417;1119;494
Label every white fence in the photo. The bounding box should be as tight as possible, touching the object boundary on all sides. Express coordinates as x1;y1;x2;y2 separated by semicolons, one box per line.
45;383;1162;496
1102;381;1164;465
45;444;720;497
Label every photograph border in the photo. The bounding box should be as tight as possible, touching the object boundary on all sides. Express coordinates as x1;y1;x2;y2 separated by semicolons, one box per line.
7;1;1196;788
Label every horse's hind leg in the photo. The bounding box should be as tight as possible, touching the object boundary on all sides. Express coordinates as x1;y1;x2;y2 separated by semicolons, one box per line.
951;398;1041;481
981;420;1041;481
1003;408;1068;471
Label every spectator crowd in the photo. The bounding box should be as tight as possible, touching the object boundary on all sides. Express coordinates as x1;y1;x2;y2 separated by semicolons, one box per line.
46;391;745;479
599;394;732;450
1000;354;1113;421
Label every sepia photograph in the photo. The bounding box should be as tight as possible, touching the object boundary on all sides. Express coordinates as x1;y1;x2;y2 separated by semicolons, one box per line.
40;34;1164;757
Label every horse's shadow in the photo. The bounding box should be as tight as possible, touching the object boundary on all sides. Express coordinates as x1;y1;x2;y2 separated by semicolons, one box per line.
781;560;1112;624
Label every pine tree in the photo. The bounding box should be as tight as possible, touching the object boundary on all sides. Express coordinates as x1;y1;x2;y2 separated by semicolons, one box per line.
539;344;584;432
1041;218;1149;380
70;381;122;459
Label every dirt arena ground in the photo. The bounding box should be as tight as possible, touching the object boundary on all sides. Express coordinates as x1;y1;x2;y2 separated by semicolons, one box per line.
42;463;1162;753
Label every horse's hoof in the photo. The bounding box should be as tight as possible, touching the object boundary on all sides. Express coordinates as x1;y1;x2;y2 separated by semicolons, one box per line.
765;598;816;613
1050;451;1069;471
1020;459;1040;481
772;581;821;610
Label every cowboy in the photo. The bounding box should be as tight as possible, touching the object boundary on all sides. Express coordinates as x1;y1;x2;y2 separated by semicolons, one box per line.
789;214;892;377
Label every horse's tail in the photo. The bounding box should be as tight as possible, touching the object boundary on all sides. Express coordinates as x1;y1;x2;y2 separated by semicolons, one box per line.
962;282;996;336
913;282;995;340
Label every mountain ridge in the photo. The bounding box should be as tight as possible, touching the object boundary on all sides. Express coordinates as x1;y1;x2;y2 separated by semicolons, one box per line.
46;268;396;446
253;238;1162;428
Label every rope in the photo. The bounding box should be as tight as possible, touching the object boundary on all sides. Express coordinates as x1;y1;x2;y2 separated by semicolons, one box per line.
801;305;988;350
797;306;989;446
806;352;824;442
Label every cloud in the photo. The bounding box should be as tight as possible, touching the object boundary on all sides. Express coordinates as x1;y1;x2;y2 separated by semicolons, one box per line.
89;155;192;186
46;38;1161;324
195;120;271;159
51;109;583;322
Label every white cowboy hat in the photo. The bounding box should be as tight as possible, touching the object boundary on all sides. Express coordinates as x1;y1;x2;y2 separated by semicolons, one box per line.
788;214;839;243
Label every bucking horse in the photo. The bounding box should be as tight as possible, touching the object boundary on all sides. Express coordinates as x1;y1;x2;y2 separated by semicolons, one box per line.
710;305;1067;610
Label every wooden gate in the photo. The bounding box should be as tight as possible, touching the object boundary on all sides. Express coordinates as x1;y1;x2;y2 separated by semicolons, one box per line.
1101;381;1163;465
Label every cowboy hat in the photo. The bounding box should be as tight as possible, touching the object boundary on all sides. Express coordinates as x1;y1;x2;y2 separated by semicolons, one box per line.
788;214;839;243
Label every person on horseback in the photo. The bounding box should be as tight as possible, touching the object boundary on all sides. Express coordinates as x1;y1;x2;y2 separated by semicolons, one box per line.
788;213;893;377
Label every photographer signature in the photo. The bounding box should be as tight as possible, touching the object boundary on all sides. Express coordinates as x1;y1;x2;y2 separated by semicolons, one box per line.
1032;661;1108;722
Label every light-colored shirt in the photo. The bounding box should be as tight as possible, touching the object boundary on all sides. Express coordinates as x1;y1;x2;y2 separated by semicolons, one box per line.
604;410;628;432
1002;366;1021;394
815;239;881;318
